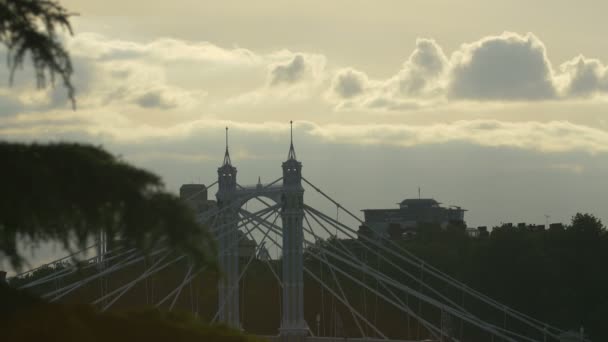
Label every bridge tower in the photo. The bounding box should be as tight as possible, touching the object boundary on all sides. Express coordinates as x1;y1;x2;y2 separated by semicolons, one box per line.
279;121;309;340
216;127;240;328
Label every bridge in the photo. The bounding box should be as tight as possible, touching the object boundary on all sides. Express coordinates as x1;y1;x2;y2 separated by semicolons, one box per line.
10;123;586;342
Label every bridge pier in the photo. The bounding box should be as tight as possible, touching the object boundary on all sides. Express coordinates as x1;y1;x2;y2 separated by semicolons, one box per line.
216;128;241;329
279;128;309;340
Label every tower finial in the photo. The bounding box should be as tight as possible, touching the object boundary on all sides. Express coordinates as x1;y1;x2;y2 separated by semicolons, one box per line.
287;121;297;160
223;126;232;166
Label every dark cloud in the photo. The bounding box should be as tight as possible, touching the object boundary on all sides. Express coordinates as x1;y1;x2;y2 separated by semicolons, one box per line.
449;33;557;100
135;90;177;109
331;69;368;99
270;54;306;85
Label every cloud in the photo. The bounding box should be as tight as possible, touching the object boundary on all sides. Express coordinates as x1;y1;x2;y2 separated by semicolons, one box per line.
225;52;326;106
330;68;370;99
448;32;556;100
559;55;608;97
267;52;326;89
270;54;307;85
328;39;449;110
307;120;608;154
135;90;179;109
390;38;448;96
327;32;608;111
4;30;608;118
3;30;608;157
66;33;261;66
3;108;608;155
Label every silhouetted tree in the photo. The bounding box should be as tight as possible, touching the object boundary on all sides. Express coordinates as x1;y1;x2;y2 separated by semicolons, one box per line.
569;213;605;236
0;0;75;106
0;142;216;270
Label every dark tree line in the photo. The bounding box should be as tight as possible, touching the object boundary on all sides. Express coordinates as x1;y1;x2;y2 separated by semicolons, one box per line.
400;213;608;341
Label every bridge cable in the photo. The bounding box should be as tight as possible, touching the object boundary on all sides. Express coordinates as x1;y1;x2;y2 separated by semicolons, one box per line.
257;219;438;341
303;202;554;341
304;213;366;338
240;210;283;326
299;209;530;342
210;225;275;324
153;209;271;311
98;252;177;311
302;211;442;341
45;248;164;301
302;177;566;338
304;206;473;322
242;208;359;338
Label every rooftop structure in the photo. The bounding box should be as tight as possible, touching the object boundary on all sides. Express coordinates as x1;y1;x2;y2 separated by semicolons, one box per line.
361;197;466;239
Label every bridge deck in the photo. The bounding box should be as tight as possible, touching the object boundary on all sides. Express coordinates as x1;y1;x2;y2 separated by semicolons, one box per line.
260;336;433;342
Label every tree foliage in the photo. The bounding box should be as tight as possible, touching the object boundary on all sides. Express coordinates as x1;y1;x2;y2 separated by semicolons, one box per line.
0;283;262;342
0;142;216;270
0;0;75;106
395;214;608;341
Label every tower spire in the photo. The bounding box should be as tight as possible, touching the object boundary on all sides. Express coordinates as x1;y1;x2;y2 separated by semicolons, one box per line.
287;120;297;160
223;126;232;166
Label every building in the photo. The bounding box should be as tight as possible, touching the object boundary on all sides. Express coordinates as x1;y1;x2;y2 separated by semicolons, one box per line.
179;184;210;213
465;227;480;238
180;183;256;258
360;198;466;239
237;230;257;259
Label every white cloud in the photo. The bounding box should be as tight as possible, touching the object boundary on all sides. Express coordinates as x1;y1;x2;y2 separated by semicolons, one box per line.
3;109;608;154
389;38;448;97
3;30;608;158
327;32;608;111
327;39;449;111
559;55;608;97
308;120;608;154
4;31;608;117
66;33;261;65
448;32;557;100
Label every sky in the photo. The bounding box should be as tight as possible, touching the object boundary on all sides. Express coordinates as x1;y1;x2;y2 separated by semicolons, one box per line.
3;0;608;267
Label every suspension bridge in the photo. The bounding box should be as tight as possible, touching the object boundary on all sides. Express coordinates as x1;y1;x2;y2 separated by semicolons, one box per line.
9;123;586;342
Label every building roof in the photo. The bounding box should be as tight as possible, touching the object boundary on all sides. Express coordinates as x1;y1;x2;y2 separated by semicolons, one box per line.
361;198;466;213
399;198;440;208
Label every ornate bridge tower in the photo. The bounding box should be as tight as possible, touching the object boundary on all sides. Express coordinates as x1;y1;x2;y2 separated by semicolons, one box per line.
216;127;240;328
279;121;308;340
